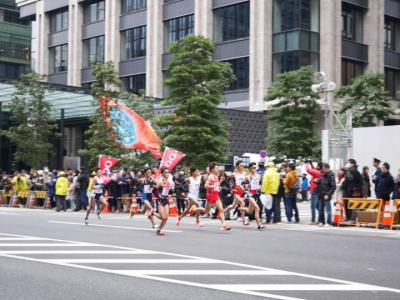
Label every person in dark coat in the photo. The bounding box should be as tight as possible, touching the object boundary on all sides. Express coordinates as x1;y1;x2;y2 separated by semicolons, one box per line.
316;163;336;226
375;162;394;201
393;169;400;200
362;166;371;198
342;159;363;198
372;157;382;196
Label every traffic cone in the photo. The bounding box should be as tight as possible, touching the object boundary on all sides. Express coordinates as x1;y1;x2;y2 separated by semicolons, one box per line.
130;197;139;219
10;194;20;207
43;196;52;209
0;192;5;205
168;196;179;217
381;201;394;227
101;197;111;214
333;201;344;226
27;192;37;208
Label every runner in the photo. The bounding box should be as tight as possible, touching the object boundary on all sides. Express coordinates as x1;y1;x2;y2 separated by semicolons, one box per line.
176;167;206;227
205;162;231;231
154;168;174;236
239;162;265;230
223;160;249;225
85;169;108;225
133;168;158;229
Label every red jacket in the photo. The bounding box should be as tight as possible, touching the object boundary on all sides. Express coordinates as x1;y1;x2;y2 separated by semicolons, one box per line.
306;165;321;193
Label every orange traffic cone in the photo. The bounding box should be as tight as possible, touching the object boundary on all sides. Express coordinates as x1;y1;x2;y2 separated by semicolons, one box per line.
43;196;52;209
130;197;139;219
168;196;179;217
27;192;37;208
381;201;393;227
333;201;344;226
101;197;111;214
0;192;5;205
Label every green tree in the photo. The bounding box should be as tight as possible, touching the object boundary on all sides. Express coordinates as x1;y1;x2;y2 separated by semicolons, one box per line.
0;73;58;169
265;66;320;159
79;62;157;168
336;73;393;127
157;35;235;168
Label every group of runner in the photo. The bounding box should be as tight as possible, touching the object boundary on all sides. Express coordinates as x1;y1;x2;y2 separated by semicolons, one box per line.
85;161;265;236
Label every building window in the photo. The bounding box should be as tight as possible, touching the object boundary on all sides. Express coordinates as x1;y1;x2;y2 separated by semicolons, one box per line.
121;0;146;14
213;2;250;43
272;0;319;79
83;1;105;24
224;57;249;90
385;68;400;100
49;9;69;33
273;0;319;33
341;5;363;43
341;59;363;86
0;62;22;80
121;26;146;60
385;20;394;50
122;74;146;95
164;15;194;50
83;36;105;67
49;44;68;73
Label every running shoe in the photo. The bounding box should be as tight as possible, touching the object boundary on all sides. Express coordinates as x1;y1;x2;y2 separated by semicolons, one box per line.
176;216;181;226
153;224;160;229
257;225;265;231
156;230;165;236
84;217;88;226
97;212;101;220
243;220;251;226
196;222;204;228
130;210;135;219
221;223;231;231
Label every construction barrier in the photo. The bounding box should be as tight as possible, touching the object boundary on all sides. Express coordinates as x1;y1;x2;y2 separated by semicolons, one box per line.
0;190;13;205
338;198;383;229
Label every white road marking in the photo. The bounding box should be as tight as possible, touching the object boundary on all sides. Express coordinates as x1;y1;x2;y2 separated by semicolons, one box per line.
43;258;217;264
116;270;292;276
0;250;154;254
0;212;20;215
0;243;93;247
0;232;400;300
48;221;182;233
0;237;46;241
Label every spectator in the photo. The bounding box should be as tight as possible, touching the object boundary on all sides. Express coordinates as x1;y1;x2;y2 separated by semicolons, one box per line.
55;171;69;212
306;161;322;225
118;168;131;212
362;166;371;198
174;168;187;215
375;162;394;201
342;159;363;198
46;173;56;208
393;169;400;200
106;173;120;213
283;163;299;223
316;163;336;227
66;172;76;210
300;174;309;202
12;171;30;206
335;168;345;201
257;162;266;177
72;170;80;211
77;168;89;210
372;158;382;196
219;173;233;219
261;162;281;224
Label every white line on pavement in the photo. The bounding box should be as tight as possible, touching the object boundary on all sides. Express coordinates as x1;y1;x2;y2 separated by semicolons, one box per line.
0;250;155;254
0;243;93;247
116;270;292;276
209;284;392;291
0;212;21;215
48;221;182;233
43;258;217;264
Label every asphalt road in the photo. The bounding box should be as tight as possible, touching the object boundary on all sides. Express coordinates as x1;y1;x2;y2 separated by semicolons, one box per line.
0;206;399;300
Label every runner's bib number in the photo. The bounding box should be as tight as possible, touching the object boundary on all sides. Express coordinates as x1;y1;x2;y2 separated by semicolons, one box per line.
144;184;152;194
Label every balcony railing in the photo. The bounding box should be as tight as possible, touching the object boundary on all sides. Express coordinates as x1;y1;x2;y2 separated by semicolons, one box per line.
342;39;368;62
385;49;400;69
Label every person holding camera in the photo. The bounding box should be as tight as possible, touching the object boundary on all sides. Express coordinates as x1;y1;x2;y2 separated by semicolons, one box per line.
306;161;322;225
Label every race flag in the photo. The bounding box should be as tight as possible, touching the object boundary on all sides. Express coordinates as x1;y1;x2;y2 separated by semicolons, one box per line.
159;147;185;171
99;96;162;158
99;156;120;172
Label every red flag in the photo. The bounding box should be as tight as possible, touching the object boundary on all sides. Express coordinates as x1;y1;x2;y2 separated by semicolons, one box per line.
99;156;120;172
159;147;185;171
99;96;162;158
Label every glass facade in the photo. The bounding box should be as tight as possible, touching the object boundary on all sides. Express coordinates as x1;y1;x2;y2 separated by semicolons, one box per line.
83;36;105;67
83;1;105;24
341;59;363;86
164;15;194;50
49;9;69;33
121;25;146;60
0;62;23;79
272;0;319;80
213;2;250;43
384;17;400;51
341;4;363;43
49;44;68;73
224;57;249;90
122;74;146;95
385;68;400;100
121;0;146;14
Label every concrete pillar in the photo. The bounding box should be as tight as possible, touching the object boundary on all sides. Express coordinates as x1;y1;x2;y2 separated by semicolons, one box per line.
249;0;272;111
364;0;385;74
105;0;121;71
36;0;49;77
194;0;212;39
146;0;163;98
68;0;83;86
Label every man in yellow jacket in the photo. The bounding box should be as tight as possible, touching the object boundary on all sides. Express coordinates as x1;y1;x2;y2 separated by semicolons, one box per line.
55;171;69;212
283;163;299;223
261;162;281;223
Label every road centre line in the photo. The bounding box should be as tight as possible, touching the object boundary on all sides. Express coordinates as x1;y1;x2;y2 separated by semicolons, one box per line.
48;221;182;233
1;233;400;299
